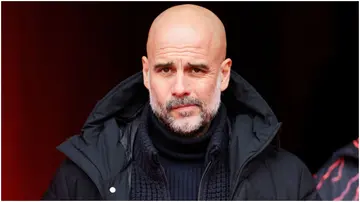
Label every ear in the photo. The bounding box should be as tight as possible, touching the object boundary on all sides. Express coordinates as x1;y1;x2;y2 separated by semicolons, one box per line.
220;58;232;91
142;56;150;90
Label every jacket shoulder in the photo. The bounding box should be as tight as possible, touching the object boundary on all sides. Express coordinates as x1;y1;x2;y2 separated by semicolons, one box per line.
245;147;320;200
270;148;320;200
42;158;101;200
266;148;311;176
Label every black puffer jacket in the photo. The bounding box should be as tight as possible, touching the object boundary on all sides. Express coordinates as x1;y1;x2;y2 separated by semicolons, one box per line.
43;71;320;200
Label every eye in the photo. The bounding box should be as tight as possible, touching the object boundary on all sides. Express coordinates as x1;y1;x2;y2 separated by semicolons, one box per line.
161;67;171;73
192;68;202;73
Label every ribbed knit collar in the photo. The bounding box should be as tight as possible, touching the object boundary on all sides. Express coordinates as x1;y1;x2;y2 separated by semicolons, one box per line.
134;102;229;173
148;103;227;161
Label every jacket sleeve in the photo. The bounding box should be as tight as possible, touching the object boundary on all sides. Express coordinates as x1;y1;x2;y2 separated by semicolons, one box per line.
42;159;101;200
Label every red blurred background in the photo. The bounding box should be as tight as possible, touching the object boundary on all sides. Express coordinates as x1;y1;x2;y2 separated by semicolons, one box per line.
2;2;358;200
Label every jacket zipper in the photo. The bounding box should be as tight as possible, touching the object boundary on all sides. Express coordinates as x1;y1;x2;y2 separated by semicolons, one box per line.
197;161;213;200
230;124;281;199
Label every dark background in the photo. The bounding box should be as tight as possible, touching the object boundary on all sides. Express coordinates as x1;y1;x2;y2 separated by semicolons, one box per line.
2;2;358;200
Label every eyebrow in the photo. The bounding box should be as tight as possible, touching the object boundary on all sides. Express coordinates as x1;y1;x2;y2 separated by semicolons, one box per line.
187;62;209;71
154;61;174;69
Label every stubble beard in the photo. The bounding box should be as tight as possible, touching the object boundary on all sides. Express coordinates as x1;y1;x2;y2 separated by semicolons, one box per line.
148;73;222;137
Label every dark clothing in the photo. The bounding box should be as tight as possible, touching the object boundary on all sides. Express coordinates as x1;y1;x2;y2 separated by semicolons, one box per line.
43;71;320;200
141;102;229;200
314;139;359;200
129;103;229;200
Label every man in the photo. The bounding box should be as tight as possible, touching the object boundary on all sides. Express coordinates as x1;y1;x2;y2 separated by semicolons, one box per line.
314;139;359;200
43;4;320;200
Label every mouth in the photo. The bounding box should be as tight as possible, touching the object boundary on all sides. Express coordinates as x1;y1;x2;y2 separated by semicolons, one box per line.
171;104;197;110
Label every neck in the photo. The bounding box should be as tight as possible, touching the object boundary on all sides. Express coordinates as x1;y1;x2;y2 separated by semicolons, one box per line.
148;104;226;160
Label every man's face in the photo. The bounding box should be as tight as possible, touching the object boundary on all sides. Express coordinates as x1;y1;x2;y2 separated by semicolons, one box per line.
148;61;222;136
143;25;228;136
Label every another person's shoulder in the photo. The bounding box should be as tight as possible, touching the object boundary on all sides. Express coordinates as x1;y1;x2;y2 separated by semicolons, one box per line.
314;139;359;200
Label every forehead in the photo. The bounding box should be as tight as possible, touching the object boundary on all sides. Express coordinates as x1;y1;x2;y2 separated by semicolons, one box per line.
149;25;215;60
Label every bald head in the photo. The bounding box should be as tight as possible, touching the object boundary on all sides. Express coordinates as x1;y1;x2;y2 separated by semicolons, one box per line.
146;4;227;62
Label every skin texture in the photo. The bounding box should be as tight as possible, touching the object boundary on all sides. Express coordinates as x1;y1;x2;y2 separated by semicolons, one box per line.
142;4;232;137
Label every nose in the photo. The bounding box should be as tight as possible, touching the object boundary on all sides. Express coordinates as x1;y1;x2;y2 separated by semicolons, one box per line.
171;73;190;98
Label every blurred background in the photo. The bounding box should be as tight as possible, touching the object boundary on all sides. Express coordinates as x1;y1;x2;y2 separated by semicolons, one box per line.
2;1;358;200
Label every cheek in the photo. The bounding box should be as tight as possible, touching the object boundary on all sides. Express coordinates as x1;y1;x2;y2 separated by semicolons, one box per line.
192;79;218;102
150;79;171;104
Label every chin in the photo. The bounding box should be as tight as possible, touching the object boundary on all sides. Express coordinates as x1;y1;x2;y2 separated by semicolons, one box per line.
171;108;200;119
170;115;203;135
